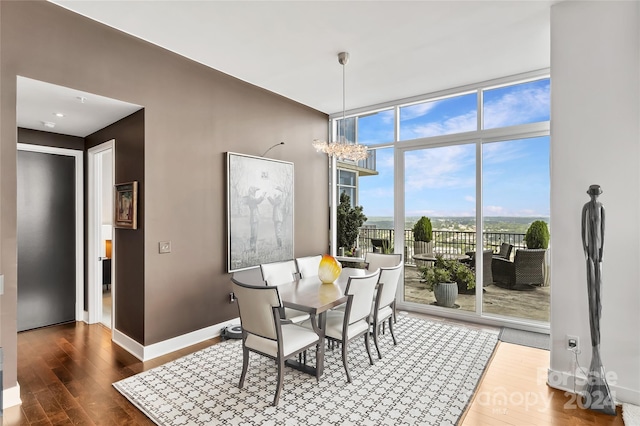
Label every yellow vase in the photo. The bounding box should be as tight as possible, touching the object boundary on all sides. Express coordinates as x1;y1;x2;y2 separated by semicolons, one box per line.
318;254;342;284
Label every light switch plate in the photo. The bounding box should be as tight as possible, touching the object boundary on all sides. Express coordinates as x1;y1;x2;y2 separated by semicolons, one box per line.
0;274;3;295
159;241;171;254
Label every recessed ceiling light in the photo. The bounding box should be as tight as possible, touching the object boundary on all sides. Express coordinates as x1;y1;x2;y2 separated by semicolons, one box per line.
76;96;87;104
42;121;56;129
53;112;65;118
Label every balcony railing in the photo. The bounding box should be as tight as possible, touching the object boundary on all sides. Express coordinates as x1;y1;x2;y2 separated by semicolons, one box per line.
357;228;526;265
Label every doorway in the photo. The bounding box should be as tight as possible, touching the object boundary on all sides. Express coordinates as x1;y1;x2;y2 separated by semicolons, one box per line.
88;140;115;328
17;144;84;331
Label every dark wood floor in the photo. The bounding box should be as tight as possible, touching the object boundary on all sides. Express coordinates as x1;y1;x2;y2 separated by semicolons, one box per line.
3;322;219;425
3;320;625;425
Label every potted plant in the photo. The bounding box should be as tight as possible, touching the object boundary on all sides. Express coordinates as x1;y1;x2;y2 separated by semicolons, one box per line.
337;193;367;256
524;220;550;285
420;255;475;307
412;216;433;255
524;220;550;249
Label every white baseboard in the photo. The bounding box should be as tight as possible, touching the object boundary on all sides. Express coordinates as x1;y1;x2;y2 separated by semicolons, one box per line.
112;318;240;362
547;368;640;406
3;383;21;409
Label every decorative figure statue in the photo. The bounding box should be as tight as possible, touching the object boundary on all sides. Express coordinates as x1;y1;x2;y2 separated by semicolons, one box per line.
581;184;616;415
245;186;264;253
268;187;284;248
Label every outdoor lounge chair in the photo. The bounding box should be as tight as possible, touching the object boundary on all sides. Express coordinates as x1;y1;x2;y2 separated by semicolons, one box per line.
492;248;546;291
464;249;494;290
494;243;514;261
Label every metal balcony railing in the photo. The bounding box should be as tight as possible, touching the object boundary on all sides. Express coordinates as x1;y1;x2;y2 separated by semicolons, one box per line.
356;228;526;265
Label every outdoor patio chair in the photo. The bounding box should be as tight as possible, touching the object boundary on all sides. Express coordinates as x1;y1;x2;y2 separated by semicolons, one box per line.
232;281;321;406
370;238;389;253
494;243;514;260
464;249;494;289
492;248;546;291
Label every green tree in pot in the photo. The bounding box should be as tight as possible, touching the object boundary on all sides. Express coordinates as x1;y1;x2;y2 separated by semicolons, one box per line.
412;216;433;255
337;193;367;256
524;220;550;249
420;255;475;307
524;220;551;285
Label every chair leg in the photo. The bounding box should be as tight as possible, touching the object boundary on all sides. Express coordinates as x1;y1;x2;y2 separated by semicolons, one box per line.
273;356;284;406
315;344;321;383
341;339;351;383
364;331;374;366
372;321;383;360
392;301;397;324
239;346;249;388
388;316;397;345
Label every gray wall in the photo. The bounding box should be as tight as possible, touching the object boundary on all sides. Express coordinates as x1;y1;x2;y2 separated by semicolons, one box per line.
1;0;329;392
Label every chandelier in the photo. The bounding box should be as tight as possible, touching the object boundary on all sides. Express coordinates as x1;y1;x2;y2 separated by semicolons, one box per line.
313;52;368;162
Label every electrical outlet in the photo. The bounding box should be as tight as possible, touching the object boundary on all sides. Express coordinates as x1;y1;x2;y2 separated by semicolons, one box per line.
229;292;236;303
567;335;580;351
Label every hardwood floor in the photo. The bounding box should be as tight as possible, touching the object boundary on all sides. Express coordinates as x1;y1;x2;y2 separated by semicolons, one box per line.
4;320;625;425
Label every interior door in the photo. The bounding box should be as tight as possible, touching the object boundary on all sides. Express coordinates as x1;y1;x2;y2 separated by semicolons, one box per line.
17;150;76;331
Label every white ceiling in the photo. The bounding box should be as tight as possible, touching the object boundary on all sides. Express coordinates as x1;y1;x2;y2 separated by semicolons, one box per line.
17;77;142;138
20;1;554;137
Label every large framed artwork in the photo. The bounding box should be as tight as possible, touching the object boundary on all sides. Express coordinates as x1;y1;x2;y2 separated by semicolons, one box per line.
227;152;294;272
114;181;138;229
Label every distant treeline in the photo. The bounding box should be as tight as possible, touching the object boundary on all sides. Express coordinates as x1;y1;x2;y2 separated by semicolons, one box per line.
363;216;550;234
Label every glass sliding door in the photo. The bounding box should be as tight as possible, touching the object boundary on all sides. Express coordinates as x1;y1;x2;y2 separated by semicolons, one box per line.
482;136;550;322
403;144;477;313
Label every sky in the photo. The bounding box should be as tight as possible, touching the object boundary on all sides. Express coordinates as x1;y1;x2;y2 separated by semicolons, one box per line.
354;79;550;219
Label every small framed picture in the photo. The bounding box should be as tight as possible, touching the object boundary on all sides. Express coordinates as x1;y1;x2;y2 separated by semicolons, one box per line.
114;181;138;229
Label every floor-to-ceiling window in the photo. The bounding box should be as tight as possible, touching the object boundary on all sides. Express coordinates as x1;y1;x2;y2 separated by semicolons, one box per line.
330;71;550;329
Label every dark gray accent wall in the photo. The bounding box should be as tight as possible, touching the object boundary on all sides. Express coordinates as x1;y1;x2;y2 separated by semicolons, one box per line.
18;128;84;150
86;110;145;344
1;0;329;392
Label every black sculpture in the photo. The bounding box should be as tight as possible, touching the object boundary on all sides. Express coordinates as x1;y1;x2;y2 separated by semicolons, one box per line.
580;184;616;415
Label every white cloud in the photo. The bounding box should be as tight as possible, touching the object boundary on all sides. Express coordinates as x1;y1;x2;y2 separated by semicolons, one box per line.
483;83;550;129
400;100;440;121
403;110;476;139
404;145;476;192
483;205;505;215
465;195;475;203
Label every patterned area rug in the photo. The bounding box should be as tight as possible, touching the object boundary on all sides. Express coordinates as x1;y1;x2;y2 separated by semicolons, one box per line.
114;316;498;425
623;403;640;425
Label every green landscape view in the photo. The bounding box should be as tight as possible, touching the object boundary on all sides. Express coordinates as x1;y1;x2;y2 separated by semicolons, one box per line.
365;216;550;234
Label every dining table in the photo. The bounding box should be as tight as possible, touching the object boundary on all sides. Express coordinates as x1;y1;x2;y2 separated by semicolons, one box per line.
277;267;366;376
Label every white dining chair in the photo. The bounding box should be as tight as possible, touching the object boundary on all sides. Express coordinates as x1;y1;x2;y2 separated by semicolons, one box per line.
295;255;323;278
232;281;321;406
364;252;402;273
371;262;403;359
260;260;309;323
260;260;299;285
304;270;380;383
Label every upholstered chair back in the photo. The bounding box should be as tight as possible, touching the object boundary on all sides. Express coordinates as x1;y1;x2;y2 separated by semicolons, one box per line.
376;262;403;310
364;252;402;273
295;255;323;278
232;281;281;340
260;260;298;286
345;271;380;325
